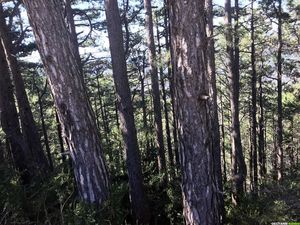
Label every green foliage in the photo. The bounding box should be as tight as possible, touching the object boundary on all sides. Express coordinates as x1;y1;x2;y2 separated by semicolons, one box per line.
226;167;300;225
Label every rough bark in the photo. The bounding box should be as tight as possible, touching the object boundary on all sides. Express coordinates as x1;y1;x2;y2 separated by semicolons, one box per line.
225;0;247;204
55;111;66;163
144;0;166;174
0;4;49;175
64;0;82;72
170;0;220;224
22;0;109;205
104;0;150;223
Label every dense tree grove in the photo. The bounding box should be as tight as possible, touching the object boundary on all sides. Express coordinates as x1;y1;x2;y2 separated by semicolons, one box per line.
0;0;299;224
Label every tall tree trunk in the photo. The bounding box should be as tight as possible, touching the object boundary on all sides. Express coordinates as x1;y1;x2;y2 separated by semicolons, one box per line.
205;0;225;222
156;21;174;175
259;55;266;177
272;113;278;179
249;112;253;192
139;58;150;155
250;0;258;193
163;0;179;169
22;0;109;205
0;42;32;184
144;0;166;174
36;81;54;171
258;73;265;178
104;0;150;223
170;1;220;224
225;0;247;204
0;4;49;175
289;118;295;167
276;0;284;181
220;94;227;183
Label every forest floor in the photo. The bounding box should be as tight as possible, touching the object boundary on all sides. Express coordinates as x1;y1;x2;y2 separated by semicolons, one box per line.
0;164;299;224
227;166;300;225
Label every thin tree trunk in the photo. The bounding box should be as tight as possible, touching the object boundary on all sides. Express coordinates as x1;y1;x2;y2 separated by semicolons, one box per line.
205;0;225;222
139;58;150;155
156;20;174;175
163;0;179;169
170;1;220;224
37;81;54;171
273;113;277;179
276;0;284;181
0;42;32;184
96;77;112;164
258;69;266;178
22;0;109;205
225;0;247;204
144;0;166;174
289;118;295;167
249;113;253;192
250;0;258;193
220;94;227;183
0;4;49;175
104;0;151;222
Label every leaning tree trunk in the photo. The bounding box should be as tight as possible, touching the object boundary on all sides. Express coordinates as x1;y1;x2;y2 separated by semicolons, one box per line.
170;0;220;224
104;0;151;223
0;42;32;184
64;0;82;72
144;0;166;174
22;0;109;205
0;4;49;175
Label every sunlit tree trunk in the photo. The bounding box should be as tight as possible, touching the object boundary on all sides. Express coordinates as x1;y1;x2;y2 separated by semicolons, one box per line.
22;0;109;205
170;0;220;224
